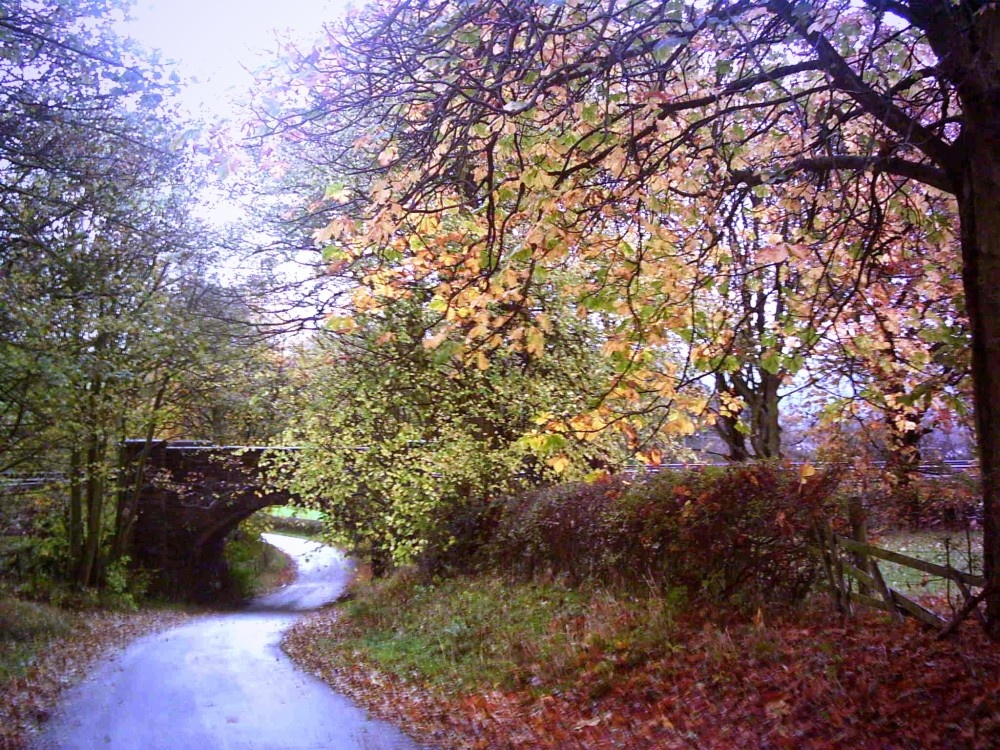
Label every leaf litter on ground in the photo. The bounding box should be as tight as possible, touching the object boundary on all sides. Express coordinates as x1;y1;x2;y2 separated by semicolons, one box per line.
0;605;194;750
283;593;1000;750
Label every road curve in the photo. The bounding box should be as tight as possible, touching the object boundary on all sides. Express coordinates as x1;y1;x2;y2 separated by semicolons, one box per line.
32;534;429;750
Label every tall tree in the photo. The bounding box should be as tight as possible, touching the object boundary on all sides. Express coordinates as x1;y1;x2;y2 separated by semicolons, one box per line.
260;0;1000;634
0;0;230;585
281;285;631;573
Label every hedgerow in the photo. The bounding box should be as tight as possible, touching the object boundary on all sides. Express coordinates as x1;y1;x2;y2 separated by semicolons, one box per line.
430;463;843;610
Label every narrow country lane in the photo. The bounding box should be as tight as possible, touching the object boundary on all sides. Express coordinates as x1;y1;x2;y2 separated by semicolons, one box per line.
32;535;430;750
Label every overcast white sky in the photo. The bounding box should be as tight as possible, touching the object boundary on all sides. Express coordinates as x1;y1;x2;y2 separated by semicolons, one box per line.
120;0;350;115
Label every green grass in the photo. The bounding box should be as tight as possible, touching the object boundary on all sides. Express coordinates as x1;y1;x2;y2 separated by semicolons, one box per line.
875;530;982;596
0;594;74;680
266;506;325;521
327;572;680;693
225;530;297;599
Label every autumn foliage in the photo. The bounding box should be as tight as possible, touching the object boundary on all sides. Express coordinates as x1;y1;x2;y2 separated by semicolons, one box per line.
286;585;1000;750
277;464;1000;749
255;0;1000;634
474;463;841;608
851;466;982;532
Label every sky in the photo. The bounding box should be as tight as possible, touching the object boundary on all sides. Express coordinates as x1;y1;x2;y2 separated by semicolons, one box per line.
115;0;355;295
120;0;350;116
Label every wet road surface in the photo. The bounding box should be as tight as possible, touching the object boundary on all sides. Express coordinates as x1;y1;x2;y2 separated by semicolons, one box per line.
33;534;429;750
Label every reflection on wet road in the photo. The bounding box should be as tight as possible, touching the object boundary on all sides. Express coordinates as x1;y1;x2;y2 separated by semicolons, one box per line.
33;534;429;750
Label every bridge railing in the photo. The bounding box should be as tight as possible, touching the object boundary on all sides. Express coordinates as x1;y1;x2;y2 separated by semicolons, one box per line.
0;471;67;493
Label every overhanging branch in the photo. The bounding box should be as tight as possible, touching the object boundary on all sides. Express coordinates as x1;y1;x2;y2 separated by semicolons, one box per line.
729;154;954;194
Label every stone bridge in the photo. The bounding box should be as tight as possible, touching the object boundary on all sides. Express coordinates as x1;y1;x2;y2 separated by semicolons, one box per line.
123;440;296;602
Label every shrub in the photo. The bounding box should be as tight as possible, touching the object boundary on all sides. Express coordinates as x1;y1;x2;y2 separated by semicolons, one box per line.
841;463;982;531
222;515;275;601
264;513;324;537
486;463;841;610
913;473;982;528
0;593;77;683
489;477;626;584
0;594;73;641
418;493;503;576
0;489;71;584
100;555;149;611
611;464;837;606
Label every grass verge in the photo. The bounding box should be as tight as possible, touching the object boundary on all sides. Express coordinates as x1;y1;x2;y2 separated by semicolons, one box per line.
0;591;194;749
284;572;1000;749
301;572;678;693
0;596;73;683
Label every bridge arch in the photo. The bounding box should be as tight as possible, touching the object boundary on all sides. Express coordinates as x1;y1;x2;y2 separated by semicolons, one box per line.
123;440;294;602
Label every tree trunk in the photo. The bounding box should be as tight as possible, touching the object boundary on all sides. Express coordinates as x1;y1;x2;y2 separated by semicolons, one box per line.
370;544;393;578
78;429;107;587
750;369;782;459
112;381;169;560
68;447;83;578
883;400;930;526
714;374;750;461
111;437;144;563
77;367;108;587
714;371;782;461
957;67;1000;637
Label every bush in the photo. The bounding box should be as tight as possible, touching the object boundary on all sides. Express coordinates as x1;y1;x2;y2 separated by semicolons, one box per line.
485;464;841;610
0;594;73;642
614;464;836;606
99;555;151;611
418;493;503;577
913;473;982;528
489;477;626;584
0;489;71;584
264;511;324;537
842;463;982;531
222;515;274;602
0;593;77;683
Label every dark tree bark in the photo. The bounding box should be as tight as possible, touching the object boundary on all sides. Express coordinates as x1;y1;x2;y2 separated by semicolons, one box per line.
714;370;782;461
912;0;1000;640
957;106;1000;638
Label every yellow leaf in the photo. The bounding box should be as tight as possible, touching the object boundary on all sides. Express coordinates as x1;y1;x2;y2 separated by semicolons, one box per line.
547;455;570;474
668;415;695;435
423;331;448;349
799;463;817;485
417;213;440;233
324;315;356;333
313;223;336;244
377;143;398;166
638;449;662;466
526;328;545;356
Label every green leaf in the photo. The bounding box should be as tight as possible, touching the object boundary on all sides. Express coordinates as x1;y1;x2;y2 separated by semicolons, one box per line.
760;350;782;375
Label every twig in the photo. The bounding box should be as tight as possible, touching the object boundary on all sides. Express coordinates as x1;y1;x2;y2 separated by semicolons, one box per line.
938;584;992;640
